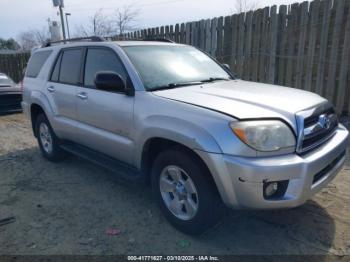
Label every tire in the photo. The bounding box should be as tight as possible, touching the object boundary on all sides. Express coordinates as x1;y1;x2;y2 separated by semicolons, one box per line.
151;147;226;235
35;114;67;162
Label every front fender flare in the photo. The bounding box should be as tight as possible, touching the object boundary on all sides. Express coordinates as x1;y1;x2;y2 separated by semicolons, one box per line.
135;115;222;169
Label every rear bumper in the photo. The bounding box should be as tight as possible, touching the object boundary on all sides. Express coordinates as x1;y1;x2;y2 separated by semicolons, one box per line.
196;124;349;209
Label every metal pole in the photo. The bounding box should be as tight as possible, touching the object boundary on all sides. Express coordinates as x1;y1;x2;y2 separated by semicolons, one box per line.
59;5;66;40
65;13;71;39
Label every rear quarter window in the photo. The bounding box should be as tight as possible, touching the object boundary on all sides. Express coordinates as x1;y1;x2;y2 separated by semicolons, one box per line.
50;52;62;82
25;50;52;78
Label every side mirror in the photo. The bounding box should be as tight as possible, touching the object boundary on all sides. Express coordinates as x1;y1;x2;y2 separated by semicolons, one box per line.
94;71;125;93
222;64;231;70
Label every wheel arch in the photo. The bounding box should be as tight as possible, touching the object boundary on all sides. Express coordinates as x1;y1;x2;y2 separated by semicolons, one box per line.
29;90;55;137
140;137;221;197
30;103;46;137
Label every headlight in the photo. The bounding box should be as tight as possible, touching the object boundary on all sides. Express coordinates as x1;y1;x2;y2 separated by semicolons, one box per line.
230;120;296;152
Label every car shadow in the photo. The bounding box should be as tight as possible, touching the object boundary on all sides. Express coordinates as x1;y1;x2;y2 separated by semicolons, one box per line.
198;202;336;255
0;147;339;256
0;111;23;117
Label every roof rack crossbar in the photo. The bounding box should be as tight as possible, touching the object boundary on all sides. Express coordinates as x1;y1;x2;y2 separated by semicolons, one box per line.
43;36;106;47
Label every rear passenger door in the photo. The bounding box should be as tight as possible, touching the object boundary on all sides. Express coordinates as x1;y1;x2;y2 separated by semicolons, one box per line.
46;48;84;140
75;47;134;164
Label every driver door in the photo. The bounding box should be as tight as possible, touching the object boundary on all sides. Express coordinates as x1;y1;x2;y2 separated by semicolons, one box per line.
75;47;135;164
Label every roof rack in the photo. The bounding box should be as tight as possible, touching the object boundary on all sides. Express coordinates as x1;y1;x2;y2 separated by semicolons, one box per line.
42;36;174;48
43;36;105;47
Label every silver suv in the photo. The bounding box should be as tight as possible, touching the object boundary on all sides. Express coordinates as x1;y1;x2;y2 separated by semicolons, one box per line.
22;37;349;234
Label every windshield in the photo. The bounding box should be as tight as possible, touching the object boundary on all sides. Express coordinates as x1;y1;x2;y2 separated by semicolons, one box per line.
0;74;14;86
123;45;232;91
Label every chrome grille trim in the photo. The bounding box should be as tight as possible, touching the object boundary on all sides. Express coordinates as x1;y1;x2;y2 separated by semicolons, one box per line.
296;102;338;154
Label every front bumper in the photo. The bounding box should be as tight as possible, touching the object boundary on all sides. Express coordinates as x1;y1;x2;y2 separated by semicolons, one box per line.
196;124;349;209
0;93;22;113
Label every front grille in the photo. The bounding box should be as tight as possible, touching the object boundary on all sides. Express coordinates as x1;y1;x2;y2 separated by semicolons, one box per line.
303;108;334;127
313;150;345;184
301;126;337;149
296;103;338;154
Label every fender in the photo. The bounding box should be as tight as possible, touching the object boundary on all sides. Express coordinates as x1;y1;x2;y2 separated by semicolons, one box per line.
134;115;223;169
29;90;64;135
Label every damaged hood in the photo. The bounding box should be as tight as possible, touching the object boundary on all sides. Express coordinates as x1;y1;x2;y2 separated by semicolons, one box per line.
153;79;327;127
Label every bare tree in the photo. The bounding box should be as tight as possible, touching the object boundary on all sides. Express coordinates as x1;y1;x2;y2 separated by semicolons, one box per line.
17;27;50;51
232;0;259;13
74;5;140;38
74;9;115;37
113;5;140;35
74;25;90;38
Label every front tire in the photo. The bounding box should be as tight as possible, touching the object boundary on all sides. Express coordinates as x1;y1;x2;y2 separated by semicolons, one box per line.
35;114;66;162
151;148;225;235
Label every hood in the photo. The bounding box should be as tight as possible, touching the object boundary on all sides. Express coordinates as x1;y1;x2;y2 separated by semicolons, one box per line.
153;80;326;127
0;84;21;93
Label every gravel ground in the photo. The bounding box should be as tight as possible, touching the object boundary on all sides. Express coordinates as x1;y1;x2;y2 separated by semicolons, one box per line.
0;113;349;256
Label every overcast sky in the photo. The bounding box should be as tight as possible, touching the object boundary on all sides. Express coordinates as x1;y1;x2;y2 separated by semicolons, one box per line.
1;0;310;40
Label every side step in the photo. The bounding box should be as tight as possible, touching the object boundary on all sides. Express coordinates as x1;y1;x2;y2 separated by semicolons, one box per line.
60;142;142;181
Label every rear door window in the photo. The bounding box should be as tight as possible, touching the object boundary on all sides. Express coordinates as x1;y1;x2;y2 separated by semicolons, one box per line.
59;49;83;85
25;50;52;78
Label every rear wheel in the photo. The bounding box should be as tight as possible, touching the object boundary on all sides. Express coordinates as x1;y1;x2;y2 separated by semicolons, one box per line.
35;114;67;162
151;148;225;235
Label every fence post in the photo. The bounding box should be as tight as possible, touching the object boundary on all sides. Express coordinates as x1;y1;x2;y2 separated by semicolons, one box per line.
295;1;309;89
216;16;224;61
268;5;278;84
315;0;332;96
326;0;345;104
243;11;253;80
336;0;350;114
210;18;218;57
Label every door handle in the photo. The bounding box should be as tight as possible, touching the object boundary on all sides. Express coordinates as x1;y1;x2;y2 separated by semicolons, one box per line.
47;86;55;93
77;92;88;100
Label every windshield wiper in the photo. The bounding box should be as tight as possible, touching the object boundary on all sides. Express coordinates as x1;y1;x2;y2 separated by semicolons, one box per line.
151;81;203;91
200;77;231;83
151;78;230;91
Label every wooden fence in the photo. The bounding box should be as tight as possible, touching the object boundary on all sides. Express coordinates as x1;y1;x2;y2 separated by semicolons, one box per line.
118;0;350;114
0;0;349;114
0;53;30;83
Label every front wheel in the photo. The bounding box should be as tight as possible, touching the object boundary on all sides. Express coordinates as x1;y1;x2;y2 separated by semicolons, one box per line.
151;148;225;235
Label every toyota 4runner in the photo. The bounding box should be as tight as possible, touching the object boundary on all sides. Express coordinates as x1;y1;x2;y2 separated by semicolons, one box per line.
22;37;349;235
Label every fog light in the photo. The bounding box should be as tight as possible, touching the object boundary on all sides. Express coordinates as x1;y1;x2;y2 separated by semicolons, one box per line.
263;180;289;200
264;182;278;197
